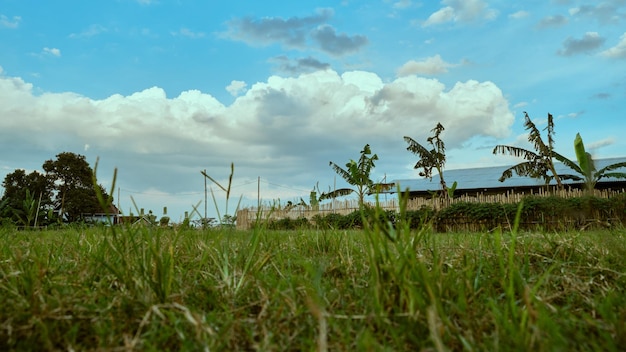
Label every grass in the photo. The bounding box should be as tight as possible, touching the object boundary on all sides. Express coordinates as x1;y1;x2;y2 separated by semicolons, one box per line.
1;214;625;351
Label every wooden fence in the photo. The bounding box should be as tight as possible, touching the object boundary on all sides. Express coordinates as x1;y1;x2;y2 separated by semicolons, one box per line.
235;187;625;230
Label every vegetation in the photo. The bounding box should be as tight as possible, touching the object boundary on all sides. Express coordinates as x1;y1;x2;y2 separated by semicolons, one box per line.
404;123;451;197
555;133;626;192
265;193;626;232
320;144;393;207
0;152;110;227
1;168;53;226
493;112;565;188
201;163;242;227
1;205;625;351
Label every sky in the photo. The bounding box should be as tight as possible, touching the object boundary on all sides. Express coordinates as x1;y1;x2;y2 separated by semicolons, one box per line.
1;0;625;223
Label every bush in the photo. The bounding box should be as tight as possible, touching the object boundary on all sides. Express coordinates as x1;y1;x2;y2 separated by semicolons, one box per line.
261;195;626;232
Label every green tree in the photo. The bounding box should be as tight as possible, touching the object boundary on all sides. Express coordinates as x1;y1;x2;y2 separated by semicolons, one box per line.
1;169;53;225
553;133;626;191
493;112;564;189
320;144;393;207
43;152;109;223
404;123;450;197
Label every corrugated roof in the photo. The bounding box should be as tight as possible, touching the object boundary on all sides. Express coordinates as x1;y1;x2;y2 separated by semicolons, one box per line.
393;157;626;193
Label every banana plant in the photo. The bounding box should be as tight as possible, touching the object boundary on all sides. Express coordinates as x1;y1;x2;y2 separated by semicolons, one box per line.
553;133;626;191
320;144;394;208
405;123;451;197
493;112;564;188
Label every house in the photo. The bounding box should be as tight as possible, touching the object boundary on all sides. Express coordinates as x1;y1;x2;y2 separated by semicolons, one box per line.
390;157;626;198
82;203;121;225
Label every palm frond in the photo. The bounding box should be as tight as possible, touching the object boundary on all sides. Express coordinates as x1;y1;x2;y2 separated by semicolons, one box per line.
498;161;538;182
367;182;396;195
557;174;584;182
319;188;354;201
597;172;626;182
493;145;539;160
329;161;354;186
596;162;626;175
552;151;582;174
404;136;431;158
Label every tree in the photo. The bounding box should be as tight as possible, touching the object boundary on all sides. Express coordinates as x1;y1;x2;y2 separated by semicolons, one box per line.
320;144;394;207
404;123;450;197
553;133;626;192
493;112;564;189
1;169;53;225
43;152;109;222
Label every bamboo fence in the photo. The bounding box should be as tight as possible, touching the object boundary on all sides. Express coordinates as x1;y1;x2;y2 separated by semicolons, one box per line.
236;187;625;230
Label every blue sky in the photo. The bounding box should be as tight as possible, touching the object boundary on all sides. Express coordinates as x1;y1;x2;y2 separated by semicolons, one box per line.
1;0;625;222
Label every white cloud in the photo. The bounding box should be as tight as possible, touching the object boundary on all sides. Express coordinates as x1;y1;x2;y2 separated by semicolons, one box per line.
43;47;61;57
226;80;248;96
587;137;615;151
174;28;206;38
423;0;498;27
396;55;458;76
0;14;21;28
601;32;626;59
513;101;528;109
393;0;413;9
0;69;514;220
69;24;107;38
509;11;529;19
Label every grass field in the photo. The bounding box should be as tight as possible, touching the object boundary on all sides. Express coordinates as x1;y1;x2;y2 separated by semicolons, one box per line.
1;212;625;351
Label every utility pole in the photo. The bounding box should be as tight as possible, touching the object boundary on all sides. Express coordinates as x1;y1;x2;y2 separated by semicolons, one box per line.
204;169;207;221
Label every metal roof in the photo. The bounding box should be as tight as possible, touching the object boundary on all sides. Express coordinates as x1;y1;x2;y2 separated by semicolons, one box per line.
392;157;626;193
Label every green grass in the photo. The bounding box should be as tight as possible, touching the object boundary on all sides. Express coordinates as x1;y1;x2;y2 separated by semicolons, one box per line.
1;218;625;351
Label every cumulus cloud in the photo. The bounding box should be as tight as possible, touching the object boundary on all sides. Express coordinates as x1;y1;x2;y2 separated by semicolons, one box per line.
396;55;458;76
0;14;21;28
43;47;61;57
536;14;568;28
226;80;247;96
601;32;626;58
0;69;514;218
557;32;605;56
423;0;498;27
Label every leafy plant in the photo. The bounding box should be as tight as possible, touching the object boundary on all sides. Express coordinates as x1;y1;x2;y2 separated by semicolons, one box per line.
404;123;450;197
12;189;39;228
554;133;626;192
493;112;564;188
320;144;394;208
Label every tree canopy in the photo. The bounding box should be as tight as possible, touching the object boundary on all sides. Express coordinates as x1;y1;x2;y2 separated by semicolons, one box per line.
0;152;110;226
43;152;110;223
1;169;53;226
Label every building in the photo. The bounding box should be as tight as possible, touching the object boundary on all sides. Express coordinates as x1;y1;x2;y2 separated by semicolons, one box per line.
391;157;626;198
